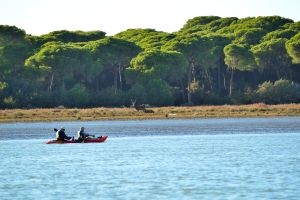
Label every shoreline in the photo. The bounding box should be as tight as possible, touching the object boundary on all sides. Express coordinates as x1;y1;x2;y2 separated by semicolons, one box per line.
1;103;300;123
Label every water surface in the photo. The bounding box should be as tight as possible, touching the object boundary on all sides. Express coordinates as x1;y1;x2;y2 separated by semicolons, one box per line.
0;117;300;199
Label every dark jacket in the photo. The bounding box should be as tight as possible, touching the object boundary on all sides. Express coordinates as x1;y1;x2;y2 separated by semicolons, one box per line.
56;130;71;141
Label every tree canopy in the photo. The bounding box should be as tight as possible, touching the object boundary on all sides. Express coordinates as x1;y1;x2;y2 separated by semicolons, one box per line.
0;16;300;108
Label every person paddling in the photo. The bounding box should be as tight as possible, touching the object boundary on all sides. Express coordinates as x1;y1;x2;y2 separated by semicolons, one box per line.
56;127;72;141
77;127;94;142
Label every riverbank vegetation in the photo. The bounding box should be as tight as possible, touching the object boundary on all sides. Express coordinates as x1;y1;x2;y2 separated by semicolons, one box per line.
0;16;300;108
0;104;300;122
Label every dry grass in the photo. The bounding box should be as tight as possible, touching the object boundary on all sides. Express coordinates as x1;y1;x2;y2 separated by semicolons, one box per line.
0;103;300;122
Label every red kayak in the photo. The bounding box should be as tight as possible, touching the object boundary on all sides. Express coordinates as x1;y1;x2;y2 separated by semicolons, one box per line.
46;136;108;144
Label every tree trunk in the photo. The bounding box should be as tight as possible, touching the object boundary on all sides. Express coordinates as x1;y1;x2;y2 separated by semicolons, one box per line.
118;63;123;91
187;62;194;104
49;73;54;92
217;64;221;94
179;79;186;103
229;69;234;98
205;69;213;91
223;72;227;91
114;67;118;94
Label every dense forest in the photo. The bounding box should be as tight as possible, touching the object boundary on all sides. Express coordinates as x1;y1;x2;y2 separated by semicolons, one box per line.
1;16;300;108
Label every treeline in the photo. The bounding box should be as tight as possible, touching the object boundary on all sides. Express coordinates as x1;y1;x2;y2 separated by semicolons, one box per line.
1;16;300;108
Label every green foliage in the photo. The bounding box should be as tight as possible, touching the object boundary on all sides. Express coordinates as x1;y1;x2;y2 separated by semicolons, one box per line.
233;28;266;45
178;17;238;36
286;33;300;64
163;35;201;59
30;91;60;108
164;34;230;68
0;82;7;90
25;42;102;91
181;16;221;30
224;44;257;97
262;29;298;41
0;26;31;78
224;44;256;71
189;80;204;103
27;30;106;48
282;21;300;31
146;79;174;106
255;79;300;104
3;96;16;108
163;35;210;103
115;29;175;50
0;16;300;108
86;37;141;67
85;37;141;93
217;16;293;36
65;84;89;107
130;49;188;83
252;38;292;78
0;81;8;106
128;49;184;105
206;17;239;31
93;87;125;107
127;83;147;103
0;25;26;45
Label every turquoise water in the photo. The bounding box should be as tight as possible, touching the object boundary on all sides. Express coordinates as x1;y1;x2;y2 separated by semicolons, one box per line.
0;117;300;199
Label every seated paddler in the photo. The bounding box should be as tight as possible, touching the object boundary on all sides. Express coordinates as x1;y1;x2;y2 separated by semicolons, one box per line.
56;127;72;141
77;127;94;142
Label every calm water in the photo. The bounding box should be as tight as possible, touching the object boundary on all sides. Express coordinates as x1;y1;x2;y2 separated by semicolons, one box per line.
0;117;300;199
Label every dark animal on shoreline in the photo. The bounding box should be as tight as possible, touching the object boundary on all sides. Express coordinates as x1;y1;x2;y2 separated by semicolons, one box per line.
144;109;154;113
131;99;154;113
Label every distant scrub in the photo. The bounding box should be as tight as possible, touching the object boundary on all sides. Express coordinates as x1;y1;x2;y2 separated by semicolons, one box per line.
255;79;300;104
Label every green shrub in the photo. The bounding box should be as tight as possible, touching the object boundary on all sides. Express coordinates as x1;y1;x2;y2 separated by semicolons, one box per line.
3;96;16;108
146;79;174;106
92;87;125;107
255;79;300;104
65;84;89;107
127;83;147;104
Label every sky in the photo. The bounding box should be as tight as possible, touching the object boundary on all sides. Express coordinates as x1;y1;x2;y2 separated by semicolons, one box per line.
0;0;299;36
